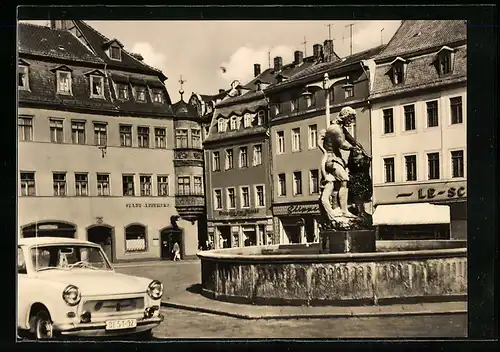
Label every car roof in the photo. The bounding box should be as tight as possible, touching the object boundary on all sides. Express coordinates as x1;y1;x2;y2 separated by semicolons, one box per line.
18;237;99;247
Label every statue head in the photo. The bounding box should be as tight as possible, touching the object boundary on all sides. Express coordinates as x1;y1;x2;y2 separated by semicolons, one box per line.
337;106;356;127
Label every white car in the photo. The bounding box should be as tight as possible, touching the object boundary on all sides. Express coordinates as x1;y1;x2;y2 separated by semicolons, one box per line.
17;237;164;339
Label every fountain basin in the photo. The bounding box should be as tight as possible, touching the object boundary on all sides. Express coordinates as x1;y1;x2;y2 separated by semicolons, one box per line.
197;240;467;306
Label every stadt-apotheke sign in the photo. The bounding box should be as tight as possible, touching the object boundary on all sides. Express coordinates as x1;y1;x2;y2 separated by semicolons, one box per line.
218;209;260;217
272;203;320;216
374;180;467;204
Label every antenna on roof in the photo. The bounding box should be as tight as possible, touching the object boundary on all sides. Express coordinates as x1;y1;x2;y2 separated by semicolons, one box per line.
301;36;308;56
345;23;356;55
268;51;271;69
179;75;186;101
326;24;334;40
381;28;385;45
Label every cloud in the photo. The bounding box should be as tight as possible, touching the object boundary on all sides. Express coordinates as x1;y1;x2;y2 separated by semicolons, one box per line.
130;42;167;73
219;45;295;83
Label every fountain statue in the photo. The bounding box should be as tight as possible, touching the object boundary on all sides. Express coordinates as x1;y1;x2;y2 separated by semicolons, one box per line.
317;106;375;253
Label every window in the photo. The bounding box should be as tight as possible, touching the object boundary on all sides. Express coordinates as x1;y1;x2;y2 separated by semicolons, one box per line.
240;186;250;208
53;173;66;196
384;158;395;183
308;125;317;149
405;155;417;181
278;174;286;196
135;86;146;102
450;97;463;124
225;149;233;170
90;75;104;98
120;125;132;147
451;150;464;178
110;46;121;61
18;65;29;89
383;109;394;134
293;172;302;195
438;52;451;75
57;71;72;95
50;119;64;143
140;175;152;196
427;153;440;180
253;144;262;166
97;174;110;196
255;185;265;207
344;85;354;98
230;117;238;130
404;105;416;131
93;122;107;146
227;188;236;209
154;127;166;149
274;104;281;115
71;121;86;144
74;173;88;196
305;93;316;108
177;176;191;195
125;224;147;253
291;128;301;151
175;129;188;148
243;113;253;128
20;172;35;196
194;176;203;195
152;89;164;103
213;151;221;171
277;131;285;154
257;110;265;125
191;129;201;148
426;101;439;127
122;175;135;196
290;99;298;112
157;176;169;196
18;247;27;274
214;189;223;210
310;169;320;194
393;63;404;84
18;116;33;141
138;126;149;148
117;84;128;100
217;118;226;132
239;147;248;168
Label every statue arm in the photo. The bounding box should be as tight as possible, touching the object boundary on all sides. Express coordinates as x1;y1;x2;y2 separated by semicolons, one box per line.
320;153;328;179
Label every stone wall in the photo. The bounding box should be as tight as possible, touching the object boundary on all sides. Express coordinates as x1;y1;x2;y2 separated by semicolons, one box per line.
198;244;467;306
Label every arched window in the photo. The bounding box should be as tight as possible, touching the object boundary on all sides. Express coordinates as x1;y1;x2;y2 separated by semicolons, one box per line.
230;116;238;130
125;224;147;252
217;118;226;133
257;110;266;126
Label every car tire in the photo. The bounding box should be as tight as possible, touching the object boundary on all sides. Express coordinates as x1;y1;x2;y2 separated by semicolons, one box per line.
30;309;54;340
136;329;153;340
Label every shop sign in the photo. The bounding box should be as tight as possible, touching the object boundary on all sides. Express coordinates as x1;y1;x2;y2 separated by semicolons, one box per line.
273;203;320;216
218;209;259;217
38;224;59;230
125;203;170;208
396;185;466;201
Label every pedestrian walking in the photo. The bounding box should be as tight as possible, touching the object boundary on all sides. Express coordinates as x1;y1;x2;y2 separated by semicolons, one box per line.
172;242;181;261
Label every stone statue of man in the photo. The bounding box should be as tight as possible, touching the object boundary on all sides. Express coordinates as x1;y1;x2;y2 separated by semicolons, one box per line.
318;107;369;221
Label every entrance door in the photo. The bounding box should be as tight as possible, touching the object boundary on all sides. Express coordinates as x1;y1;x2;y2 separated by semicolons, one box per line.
160;228;182;260
283;225;301;244
217;226;231;249
87;226;114;263
22;221;76;238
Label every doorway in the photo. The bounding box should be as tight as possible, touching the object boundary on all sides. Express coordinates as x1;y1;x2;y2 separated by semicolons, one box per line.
87;225;114;263
160;228;183;260
217;226;231;249
22;221;76;238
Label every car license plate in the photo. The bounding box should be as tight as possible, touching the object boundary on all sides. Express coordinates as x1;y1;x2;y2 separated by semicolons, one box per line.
105;319;137;330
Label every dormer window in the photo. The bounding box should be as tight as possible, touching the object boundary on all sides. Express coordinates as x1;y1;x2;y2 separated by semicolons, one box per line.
274;104;282;115
437;46;454;75
230;116;238;130
390;57;407;85
117;83;129;100
152;88;164;103
110;45;121;61
18;65;29;90
257;110;265;126
57;71;72;95
343;83;354;99
90;75;104;98
243;113;253;128
290;99;298;112
135;86;146;102
217;118;226;133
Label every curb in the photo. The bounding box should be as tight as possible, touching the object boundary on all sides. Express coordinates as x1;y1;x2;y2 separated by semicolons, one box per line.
160;301;467;320
114;260;200;268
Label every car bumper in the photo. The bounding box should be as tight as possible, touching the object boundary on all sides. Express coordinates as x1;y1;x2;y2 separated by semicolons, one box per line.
53;315;164;337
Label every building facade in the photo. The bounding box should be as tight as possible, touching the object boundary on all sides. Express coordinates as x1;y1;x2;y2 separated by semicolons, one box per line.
369;20;467;240
17;21;200;261
266;41;385;244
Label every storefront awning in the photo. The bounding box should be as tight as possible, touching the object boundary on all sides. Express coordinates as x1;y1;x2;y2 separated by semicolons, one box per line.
372;203;450;226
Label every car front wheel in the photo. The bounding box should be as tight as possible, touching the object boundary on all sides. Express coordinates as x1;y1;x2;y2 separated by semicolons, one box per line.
30;310;54;340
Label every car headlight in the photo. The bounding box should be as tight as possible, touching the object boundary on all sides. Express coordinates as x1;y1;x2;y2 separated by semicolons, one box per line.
62;285;81;306
147;280;163;300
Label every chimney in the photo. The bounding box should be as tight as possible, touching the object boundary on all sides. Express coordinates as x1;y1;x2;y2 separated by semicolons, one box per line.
294;50;304;65
254;63;261;77
219;89;225;94
50;20;56;29
273;56;283;72
130;53;144;61
313;44;323;60
323;39;334;62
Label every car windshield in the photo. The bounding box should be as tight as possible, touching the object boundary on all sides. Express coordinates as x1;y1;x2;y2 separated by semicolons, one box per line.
30;245;112;272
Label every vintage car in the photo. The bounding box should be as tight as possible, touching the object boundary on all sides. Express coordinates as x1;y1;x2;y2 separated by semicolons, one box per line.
17;237;164;339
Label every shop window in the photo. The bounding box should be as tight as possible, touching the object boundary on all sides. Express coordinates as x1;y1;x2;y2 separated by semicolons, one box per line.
125;224;147;252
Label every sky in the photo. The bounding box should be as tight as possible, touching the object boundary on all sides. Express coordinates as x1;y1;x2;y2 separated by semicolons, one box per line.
22;20;401;102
